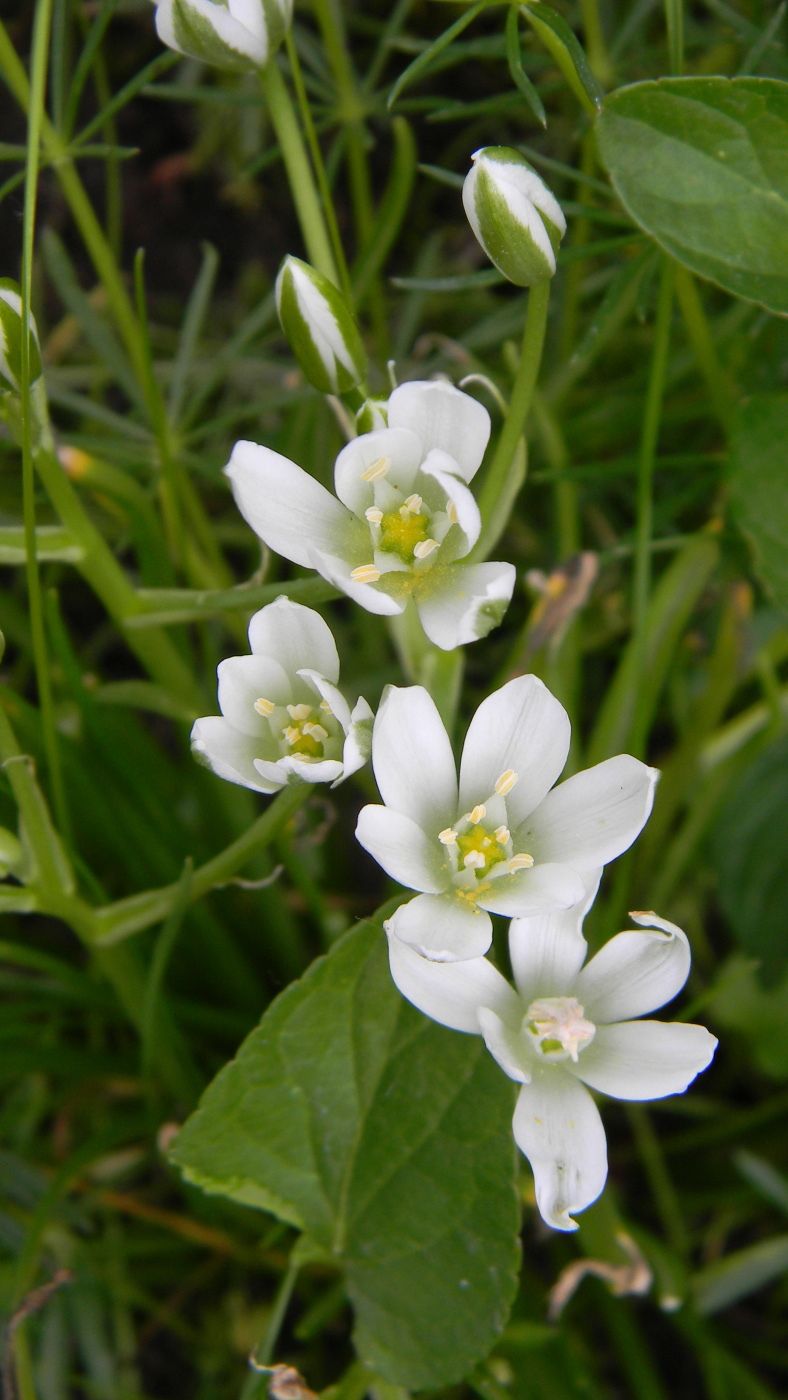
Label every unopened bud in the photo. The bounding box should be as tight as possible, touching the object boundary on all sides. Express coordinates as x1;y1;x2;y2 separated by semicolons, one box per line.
356;398;388;434
463;147;566;287
154;0;292;72
0;281;42;393
276;256;368;396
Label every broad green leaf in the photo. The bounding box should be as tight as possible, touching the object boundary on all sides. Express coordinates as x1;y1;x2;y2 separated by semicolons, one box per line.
729;395;788;614
170;922;520;1388
521;3;603;116
596;78;788;314
710;733;788;980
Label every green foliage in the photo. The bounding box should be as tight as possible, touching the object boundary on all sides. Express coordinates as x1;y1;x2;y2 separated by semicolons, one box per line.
171;920;520;1387
729;395;788;616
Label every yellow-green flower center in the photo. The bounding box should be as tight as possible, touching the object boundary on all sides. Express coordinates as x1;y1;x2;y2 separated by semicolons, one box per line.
378;509;431;563
455;823;508;879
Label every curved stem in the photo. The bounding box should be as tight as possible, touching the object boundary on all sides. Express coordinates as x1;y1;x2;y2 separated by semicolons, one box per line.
261;61;339;286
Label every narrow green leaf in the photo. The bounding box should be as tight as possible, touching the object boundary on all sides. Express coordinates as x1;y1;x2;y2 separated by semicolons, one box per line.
596;78;788;314
353;117;417;305
729;395;788;614
0;525;83;565
387;3;488;109
391;268;505;292
505;6;546;127
521;2;603;114
168;242;220;426
693;1235;788;1314
63;0;120;138
170;921;520;1389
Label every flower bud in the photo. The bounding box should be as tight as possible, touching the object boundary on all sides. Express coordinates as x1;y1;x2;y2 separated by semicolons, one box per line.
154;0;292;72
0;280;42;392
355;397;387;434
462;147;566;288
276;256;368;396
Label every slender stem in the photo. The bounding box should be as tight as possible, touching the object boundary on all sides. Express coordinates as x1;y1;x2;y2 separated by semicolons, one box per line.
627;1104;688;1259
473;279;551;562
632;256;674;720
673;265;736;436
578;0;613;85
261;61;339;286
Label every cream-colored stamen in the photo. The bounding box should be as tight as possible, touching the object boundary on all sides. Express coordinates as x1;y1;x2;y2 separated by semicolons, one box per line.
365;506;383;525
287;703;312;721
413;538;439;560
253;697;275;717
494;769;518;796
284;725;301;745
494;825;510;844
508;852;534;871
320;699;333;715
350;564;382;583
438;827;458;845
464;851;486;870
468;804;486;824
360;455;390;482
404;494;422;514
447;500;458;524
526;996;595;1063
302;722;328;742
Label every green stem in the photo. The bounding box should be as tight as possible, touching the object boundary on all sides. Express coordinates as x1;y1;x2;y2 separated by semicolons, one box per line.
578;0;613;86
631;256;674;732
473;279;550;562
627;1104;688;1259
673;265;736;436
261;61;339;286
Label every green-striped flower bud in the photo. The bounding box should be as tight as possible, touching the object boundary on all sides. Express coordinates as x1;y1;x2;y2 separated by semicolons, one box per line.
154;0;291;72
355;398;387;434
0;281;42;392
276;256;368;396
463;147;566;287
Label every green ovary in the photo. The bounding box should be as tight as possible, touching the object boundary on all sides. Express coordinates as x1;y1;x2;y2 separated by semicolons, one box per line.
456;824;507;878
378;510;430;563
287;731;323;759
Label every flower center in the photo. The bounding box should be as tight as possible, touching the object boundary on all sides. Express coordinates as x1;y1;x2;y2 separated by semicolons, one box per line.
455;822;508;879
438;775;535;899
254;697;334;762
378;506;432;562
524;997;595;1063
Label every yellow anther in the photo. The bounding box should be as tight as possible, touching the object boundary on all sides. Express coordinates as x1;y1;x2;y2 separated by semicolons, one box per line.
360;455;390;482
287;703;312;721
447;500;458;524
404;494;422;514
469;804;486;824
494;769;518;796
508;852;534;872
464;851;486;870
413;538;439;559
350;564;382;583
303;722;328;742
253;697;275;717
438;827;458;845
320;699;333;715
284;725;302;745
365;506;383;525
494;825;510;844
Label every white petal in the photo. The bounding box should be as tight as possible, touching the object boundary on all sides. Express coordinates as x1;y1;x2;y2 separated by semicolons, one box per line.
339;695;374;782
225;440;359;569
387;933;517;1032
577;914;691;1024
356;805;447;893
415;561;516;650
297;668;351;731
388;380;491;482
418;449;481;552
476;861;585;917
248;596;340;684
478;1006;532;1083
334;428;422;515
459;675;571;826
513;1071;608;1231
520;755;658;871
371;685;458;832
216;654;291;738
573;1021;718;1101
310;547;406;616
191;716;281;794
156;0;268;66
270;755;344;785
227;0;266;40
385;892;493;961
508;869;602;1003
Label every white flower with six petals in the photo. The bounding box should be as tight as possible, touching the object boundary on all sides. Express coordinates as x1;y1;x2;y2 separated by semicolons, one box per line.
225;380;516;650
388;877;718;1231
191;596;373;793
355;676;658;961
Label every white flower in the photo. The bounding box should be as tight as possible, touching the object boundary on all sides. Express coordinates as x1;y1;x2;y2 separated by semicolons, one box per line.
355;676;658;961
463;147;567;287
387;878;718;1231
190;596;373;792
0;279;42;392
224;380;516;651
154;0;291;71
276;256;367;396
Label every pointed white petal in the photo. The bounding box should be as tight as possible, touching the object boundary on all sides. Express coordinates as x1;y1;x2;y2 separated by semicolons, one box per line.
513;1071;608;1231
227;0;266;40
520;755;659;871
385;892;493;961
191;716;281;793
225;440;358;569
415;560;516;650
387;933;517;1032
355;805;447;893
371;685;458;832
296;669;351;731
478;1006;532;1083
573;1021;718;1100
310;547;407;615
248;596;340;683
418;449;481;552
388;380;491;482
334;428;422;515
338;695;374;782
577;914;691;1024
508;870;602;1002
459;675;571;825
216;654;291;738
476;862;585;918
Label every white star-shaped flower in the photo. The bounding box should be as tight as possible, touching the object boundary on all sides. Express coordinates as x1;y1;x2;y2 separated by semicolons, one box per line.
225;380;516;650
191;596;373;792
388;877;718;1231
355;676;658;961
